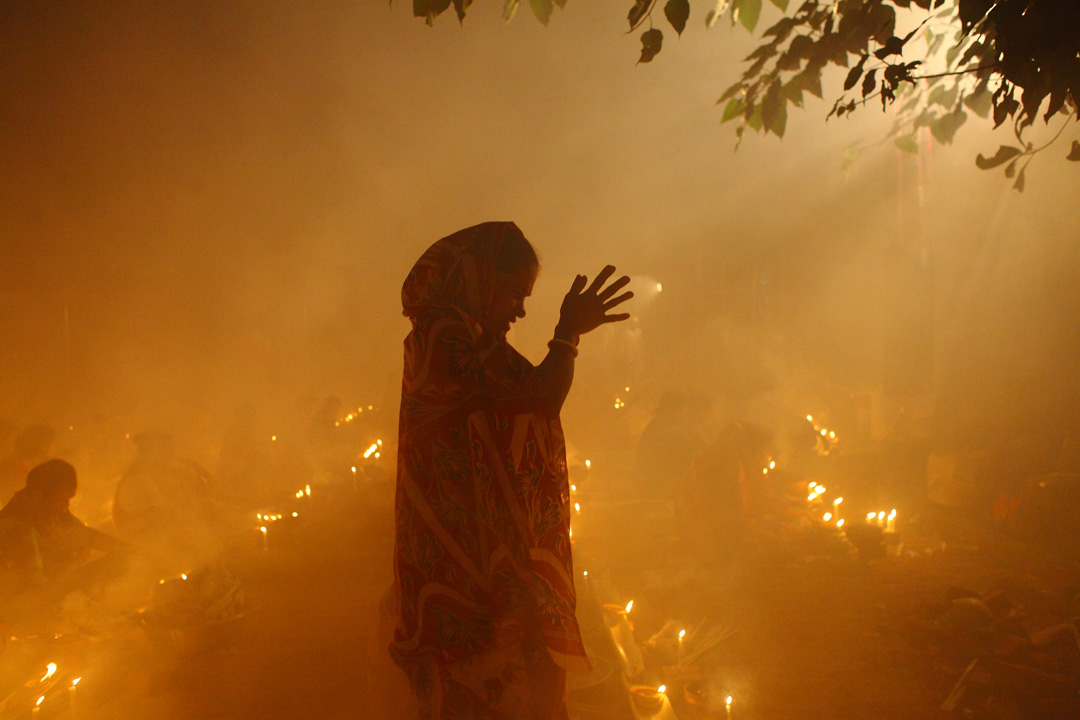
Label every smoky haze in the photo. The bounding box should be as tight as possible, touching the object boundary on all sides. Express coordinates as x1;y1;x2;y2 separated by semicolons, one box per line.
1;2;1079;715
3;1;1078;447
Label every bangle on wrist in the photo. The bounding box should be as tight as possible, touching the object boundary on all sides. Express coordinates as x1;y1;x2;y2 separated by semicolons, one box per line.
553;326;580;346
548;337;579;357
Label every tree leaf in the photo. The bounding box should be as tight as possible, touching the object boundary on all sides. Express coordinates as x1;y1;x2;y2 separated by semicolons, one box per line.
530;0;553;24
1013;168;1025;193
862;68;877;98
722;98;747;122
664;0;690;35
790;67;823;98
638;28;664;63
503;0;521;21
1067;140;1080;161
761;79;783;132
930;109;967;144
628;0;652;30
768;101;788;137
974;145;1022;169
735;0;762;32
453;0;472;22
844;64;863;91
895;134;919;154
705;0;731;28
768;0;789;9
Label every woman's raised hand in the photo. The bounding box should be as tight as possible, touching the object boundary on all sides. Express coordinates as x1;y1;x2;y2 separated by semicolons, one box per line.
556;266;633;340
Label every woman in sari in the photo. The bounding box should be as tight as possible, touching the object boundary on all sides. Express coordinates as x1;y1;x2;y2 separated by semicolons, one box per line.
391;222;632;719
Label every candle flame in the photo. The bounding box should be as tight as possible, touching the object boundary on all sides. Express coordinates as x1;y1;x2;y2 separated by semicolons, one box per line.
769;460;776;469
762;468;768;475
582;570;588;576
829;431;836;439
726;695;733;707
867;512;877;520
351;466;356;473
305;485;311;496
260;526;267;534
888;509;896;519
820;429;827;436
36;696;44;707
584;459;591;468
809;481;817;488
678;629;686;639
837;519;845;527
363;443;378;458
72;678;81;687
181;573;188;580
574;503;580;513
823;512;832;521
41;663;57;682
271;435;277;442
657;685;666;693
806;415;813;422
625;600;633;613
292;512;298;517
834;497;843;505
877;511;885;521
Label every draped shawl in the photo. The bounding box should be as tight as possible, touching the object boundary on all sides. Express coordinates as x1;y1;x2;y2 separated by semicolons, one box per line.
391;222;589;678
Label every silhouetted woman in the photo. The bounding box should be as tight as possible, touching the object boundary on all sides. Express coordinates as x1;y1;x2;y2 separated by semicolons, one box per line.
390;222;631;719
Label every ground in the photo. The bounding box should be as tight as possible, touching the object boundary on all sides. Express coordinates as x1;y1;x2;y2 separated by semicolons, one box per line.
2;482;1076;719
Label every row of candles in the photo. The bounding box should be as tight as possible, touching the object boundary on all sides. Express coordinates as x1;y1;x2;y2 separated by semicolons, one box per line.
810;481;898;533
600;600;736;717
25;663;80;718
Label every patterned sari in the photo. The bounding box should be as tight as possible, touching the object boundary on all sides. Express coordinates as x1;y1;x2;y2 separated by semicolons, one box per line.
391;223;589;719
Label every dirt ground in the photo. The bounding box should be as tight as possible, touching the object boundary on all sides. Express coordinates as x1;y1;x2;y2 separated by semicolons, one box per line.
3;484;1077;720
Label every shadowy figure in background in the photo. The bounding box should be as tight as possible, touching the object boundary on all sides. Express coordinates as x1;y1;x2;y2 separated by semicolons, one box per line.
678;422;778;562
384;222;632;719
633;391;708;499
0;460;123;600
112;433;219;571
0;425;56;505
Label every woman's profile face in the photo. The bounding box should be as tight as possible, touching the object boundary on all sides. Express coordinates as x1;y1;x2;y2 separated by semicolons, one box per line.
488;263;538;337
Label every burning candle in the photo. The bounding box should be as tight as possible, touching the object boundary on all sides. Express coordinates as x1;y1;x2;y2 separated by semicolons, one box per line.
629;685;666;712
887;509;896;533
32;696;43;718
677;628;686;663
69;677;81;719
877;511;885;528
726;695;733;720
260;526;268;551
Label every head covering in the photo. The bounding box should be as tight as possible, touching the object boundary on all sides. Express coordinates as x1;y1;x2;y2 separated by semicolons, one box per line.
25;458;77;496
401;221;527;334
